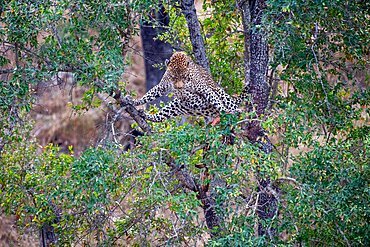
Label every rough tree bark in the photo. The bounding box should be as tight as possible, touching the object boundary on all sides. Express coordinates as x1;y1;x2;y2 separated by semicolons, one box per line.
180;0;210;71
238;0;277;238
239;0;251;88
249;0;270;118
140;4;173;106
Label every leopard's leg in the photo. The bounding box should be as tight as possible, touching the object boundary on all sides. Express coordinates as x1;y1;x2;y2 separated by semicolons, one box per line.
144;99;188;122
133;70;173;106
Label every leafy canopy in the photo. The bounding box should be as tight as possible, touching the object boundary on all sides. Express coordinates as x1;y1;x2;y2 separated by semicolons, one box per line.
0;0;369;246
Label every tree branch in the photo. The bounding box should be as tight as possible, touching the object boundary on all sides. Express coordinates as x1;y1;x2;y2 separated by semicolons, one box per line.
180;0;210;71
239;0;278;238
165;154;199;192
0;69;14;74
113;89;153;135
237;0;251;88
94;80;153;134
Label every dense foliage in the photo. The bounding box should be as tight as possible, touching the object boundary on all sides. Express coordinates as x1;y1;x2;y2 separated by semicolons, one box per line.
267;1;369;244
1;0;369;246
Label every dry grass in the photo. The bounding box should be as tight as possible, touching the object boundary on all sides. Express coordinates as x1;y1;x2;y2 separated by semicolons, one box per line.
0;215;38;247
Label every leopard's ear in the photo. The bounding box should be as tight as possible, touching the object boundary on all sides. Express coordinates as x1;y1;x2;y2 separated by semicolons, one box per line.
165;59;169;67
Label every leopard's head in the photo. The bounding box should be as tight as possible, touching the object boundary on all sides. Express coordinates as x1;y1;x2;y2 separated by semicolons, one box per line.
167;52;191;76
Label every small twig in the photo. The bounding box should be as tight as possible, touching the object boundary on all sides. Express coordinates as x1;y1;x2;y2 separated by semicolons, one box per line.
253;192;260;236
236;117;261;125
14;43;20;68
274;177;300;188
252;193;260;216
266;185;279;201
0;69;14;74
311;22;331;113
190;144;207;155
4;42;53;67
336;223;352;247
96;93;131;122
267;67;277;110
51;25;62;48
111;122;119;144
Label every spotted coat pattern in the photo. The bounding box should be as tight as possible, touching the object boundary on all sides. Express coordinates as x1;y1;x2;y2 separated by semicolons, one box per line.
133;52;247;122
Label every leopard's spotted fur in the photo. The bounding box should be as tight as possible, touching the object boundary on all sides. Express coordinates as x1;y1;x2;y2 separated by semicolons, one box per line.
133;52;248;122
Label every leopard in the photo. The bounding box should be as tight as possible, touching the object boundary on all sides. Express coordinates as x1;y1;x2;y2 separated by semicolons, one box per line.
131;51;248;122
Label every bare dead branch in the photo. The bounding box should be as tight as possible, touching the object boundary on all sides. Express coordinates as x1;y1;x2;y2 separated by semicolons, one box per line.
112;88;153;134
0;69;14;74
336;223;352;247
274;177;300;188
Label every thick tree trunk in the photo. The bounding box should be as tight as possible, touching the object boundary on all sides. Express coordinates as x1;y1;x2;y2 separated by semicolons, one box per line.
180;0;222;236
240;0;277;238
40;224;56;247
181;0;210;71
139;1;220;236
245;0;273;154
249;0;270;117
140;5;173;106
239;0;251;88
198;191;221;236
